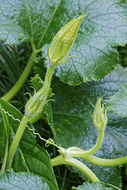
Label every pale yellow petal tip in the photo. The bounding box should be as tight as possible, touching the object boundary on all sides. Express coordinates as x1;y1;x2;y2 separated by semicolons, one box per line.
77;13;87;21
93;97;108;131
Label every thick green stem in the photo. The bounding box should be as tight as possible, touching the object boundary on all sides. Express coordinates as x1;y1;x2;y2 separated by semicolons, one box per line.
6;115;29;169
51;155;65;166
81;130;104;155
0;112;9;174
83;155;127;166
2;51;37;101
69;130;104;157
44;64;55;87
65;158;99;182
0;134;8;174
51;155;99;183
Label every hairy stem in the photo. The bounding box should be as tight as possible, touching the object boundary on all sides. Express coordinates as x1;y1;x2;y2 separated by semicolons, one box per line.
80;130;104;155
44;64;55;87
0;112;10;173
6;115;29;169
0;130;8;173
69;130;104;157
82;155;127;166
51;155;99;183
0;142;8;174
2;51;37;101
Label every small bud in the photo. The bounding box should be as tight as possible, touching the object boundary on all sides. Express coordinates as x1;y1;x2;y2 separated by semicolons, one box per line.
25;65;54;123
48;14;86;66
93;98;108;131
25;84;49;123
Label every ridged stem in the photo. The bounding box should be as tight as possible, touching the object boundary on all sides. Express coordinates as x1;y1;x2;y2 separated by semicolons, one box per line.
82;155;127;166
51;155;99;183
2;51;37;101
6;115;29;169
69;130;104;157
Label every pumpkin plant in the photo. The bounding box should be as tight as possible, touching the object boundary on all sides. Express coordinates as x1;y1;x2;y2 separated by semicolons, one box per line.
0;0;127;189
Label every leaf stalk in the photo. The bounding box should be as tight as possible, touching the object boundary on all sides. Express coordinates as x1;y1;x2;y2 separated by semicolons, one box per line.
68;130;104;158
6;114;29;169
51;155;99;183
2;51;37;101
82;155;127;166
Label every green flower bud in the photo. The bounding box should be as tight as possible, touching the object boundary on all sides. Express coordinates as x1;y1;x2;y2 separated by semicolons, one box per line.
48;14;86;66
25;65;54;123
93;98;108;131
25;84;49;123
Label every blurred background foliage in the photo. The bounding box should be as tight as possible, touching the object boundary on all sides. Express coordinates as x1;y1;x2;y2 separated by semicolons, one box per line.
118;45;127;67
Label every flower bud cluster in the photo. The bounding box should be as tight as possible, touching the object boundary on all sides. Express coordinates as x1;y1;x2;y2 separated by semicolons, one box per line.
93;98;108;131
25;15;86;122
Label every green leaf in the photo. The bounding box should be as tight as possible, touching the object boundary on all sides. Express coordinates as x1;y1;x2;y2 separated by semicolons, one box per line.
1;1;127;85
47;65;127;187
73;182;113;190
72;182;113;190
106;85;127;118
0;0;60;47
43;0;127;85
30;74;43;91
0;99;58;190
0;170;50;190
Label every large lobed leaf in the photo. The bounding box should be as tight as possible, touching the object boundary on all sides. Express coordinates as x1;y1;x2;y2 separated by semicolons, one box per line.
0;99;58;190
0;0;60;47
46;65;127;187
106;85;127;118
0;0;127;85
0;170;50;190
72;182;113;190
43;0;127;85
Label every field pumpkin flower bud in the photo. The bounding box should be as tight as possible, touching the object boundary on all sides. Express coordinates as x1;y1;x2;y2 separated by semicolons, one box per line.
48;14;86;66
25;65;54;123
25;84;49;122
93;98;108;131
